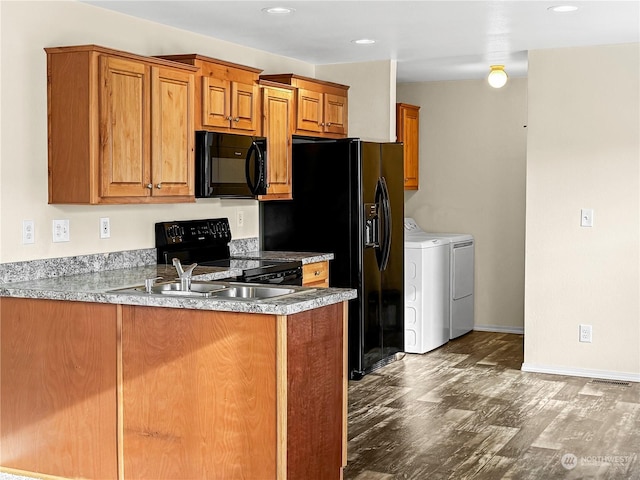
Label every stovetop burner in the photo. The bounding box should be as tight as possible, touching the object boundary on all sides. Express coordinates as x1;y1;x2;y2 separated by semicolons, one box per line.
155;218;303;285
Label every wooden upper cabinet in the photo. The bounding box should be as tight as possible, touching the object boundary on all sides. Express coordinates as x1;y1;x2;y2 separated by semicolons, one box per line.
156;54;262;134
259;80;295;201
46;45;196;204
259;74;349;138
396;103;420;190
152;66;195;197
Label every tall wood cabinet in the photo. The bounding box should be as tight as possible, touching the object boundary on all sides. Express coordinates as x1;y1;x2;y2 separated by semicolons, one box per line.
259;80;295;200
396;103;421;190
260;74;349;138
46;45;197;204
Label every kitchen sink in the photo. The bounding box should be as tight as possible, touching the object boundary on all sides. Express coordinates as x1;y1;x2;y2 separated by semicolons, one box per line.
112;281;227;297
146;282;226;295
109;281;303;301
211;286;296;299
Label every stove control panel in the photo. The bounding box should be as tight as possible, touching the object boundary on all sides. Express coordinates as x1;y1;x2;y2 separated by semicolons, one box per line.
155;218;232;246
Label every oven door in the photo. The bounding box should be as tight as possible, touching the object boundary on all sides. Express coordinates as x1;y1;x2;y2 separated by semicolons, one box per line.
196;131;267;198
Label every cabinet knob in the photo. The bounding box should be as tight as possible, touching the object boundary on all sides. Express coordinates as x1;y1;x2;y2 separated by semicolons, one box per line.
233;117;240;122
314;270;321;276
326;122;331;127
156;183;162;189
146;184;153;189
226;116;232;121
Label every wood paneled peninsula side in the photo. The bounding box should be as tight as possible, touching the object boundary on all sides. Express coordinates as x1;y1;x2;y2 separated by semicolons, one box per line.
0;262;355;480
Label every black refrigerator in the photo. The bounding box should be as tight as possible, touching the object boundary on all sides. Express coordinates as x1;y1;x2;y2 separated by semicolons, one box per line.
260;138;404;379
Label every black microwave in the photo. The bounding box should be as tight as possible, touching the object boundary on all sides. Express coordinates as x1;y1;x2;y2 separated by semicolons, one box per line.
195;131;267;198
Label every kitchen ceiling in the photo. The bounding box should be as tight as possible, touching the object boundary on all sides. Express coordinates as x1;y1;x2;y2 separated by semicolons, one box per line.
83;1;640;83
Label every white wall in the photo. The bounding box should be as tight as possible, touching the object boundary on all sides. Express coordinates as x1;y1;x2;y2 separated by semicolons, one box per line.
317;60;397;142
0;1;394;263
397;78;528;332
523;43;640;380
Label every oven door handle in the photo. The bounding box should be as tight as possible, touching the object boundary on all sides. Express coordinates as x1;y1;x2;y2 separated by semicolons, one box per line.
244;269;303;285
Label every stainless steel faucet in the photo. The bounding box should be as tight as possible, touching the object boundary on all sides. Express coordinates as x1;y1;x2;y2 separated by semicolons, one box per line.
172;258;197;290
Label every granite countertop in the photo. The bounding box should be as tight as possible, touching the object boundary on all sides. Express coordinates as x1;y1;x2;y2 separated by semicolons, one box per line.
234;251;334;264
0;263;355;316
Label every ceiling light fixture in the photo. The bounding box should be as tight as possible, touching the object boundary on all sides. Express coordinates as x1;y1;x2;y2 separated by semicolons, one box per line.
548;5;579;13
352;38;376;45
262;6;295;15
487;65;508;88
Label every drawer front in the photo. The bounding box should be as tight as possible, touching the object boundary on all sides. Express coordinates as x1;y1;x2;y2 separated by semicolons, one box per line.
303;261;329;287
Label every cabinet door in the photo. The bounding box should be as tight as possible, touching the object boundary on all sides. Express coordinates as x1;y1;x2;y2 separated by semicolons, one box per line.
296;88;323;133
231;81;259;133
261;86;293;199
202;76;231;129
324;93;347;136
151;66;195;197
0;298;118;480
397;104;420;190
99;55;151;198
121;306;277;480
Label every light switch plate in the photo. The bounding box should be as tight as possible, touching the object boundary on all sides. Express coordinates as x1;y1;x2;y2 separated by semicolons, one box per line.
580;208;594;227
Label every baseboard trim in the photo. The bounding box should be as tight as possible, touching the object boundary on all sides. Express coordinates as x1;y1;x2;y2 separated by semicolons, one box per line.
521;363;640;383
473;325;524;335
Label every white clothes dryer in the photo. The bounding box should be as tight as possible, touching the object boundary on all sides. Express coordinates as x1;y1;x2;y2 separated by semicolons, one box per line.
403;219;450;353
405;225;475;340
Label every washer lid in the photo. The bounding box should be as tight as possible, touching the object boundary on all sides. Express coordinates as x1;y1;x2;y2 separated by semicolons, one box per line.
404;236;448;248
412;232;474;244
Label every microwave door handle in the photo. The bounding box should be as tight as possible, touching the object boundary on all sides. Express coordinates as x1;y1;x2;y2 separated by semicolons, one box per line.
245;144;257;194
245;142;264;195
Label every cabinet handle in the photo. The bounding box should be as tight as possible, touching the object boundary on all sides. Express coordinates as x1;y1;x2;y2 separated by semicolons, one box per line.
156;183;162;189
314;270;321;276
146;184;153;189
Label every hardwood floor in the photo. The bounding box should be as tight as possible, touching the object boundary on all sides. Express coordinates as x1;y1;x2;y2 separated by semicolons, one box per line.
343;331;640;480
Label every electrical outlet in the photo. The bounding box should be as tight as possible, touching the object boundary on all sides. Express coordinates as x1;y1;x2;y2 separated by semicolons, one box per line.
100;217;110;239
22;220;35;244
52;219;70;243
237;210;244;227
579;324;592;343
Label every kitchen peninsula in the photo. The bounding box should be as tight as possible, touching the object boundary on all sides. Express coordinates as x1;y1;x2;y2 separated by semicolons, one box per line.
0;258;355;480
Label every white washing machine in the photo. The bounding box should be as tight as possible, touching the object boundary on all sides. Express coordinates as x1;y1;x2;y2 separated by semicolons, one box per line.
404;219;450;353
406;227;475;340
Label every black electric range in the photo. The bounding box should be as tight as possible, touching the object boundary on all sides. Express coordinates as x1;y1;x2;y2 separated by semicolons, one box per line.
155;218;303;285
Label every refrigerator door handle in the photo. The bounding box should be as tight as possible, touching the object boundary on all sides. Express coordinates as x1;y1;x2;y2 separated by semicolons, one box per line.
379;176;392;271
374;177;392;271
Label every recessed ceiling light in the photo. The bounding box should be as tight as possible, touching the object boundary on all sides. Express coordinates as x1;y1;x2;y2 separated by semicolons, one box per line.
352;38;376;45
548;5;579;13
262;6;295;15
